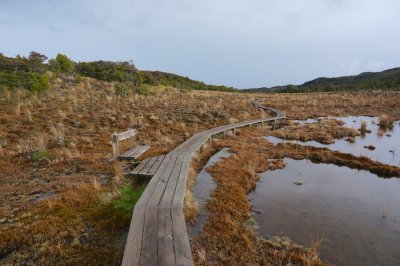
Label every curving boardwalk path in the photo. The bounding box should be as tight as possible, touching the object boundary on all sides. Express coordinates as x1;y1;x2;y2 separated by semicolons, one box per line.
122;100;286;266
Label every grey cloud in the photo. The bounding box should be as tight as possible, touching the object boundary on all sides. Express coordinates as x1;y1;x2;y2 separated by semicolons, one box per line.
0;0;399;88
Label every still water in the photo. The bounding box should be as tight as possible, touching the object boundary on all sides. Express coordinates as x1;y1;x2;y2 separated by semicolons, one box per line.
249;158;400;266
188;148;230;236
266;116;400;166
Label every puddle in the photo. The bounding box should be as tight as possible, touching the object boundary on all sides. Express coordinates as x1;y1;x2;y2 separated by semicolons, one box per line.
188;148;230;236
266;116;400;166
292;118;319;125
249;158;400;266
29;190;56;202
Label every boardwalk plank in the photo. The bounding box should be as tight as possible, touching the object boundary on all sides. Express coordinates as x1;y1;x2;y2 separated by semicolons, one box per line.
147;155;166;176
172;207;194;266
121;208;145;266
159;155;184;207
138;156;158;176
172;155;190;207
140;208;158;266
135;155;172;208
158;208;176;266
147;156;178;207
131;157;152;176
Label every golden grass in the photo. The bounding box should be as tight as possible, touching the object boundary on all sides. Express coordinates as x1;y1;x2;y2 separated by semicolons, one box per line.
379;114;394;129
272;119;359;144
1;76;399;264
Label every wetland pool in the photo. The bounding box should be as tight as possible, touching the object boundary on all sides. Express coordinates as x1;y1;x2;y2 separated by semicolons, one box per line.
266;116;400;166
249;158;400;266
188;148;230;237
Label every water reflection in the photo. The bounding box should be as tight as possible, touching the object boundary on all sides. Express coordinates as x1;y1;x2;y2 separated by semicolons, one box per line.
266;116;400;166
250;158;400;266
189;148;231;236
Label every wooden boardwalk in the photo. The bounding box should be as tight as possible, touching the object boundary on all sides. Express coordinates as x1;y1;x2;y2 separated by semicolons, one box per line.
122;100;286;266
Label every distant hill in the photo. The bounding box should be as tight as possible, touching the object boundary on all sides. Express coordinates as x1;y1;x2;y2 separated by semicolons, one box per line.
142;71;236;92
0;52;237;93
246;68;400;93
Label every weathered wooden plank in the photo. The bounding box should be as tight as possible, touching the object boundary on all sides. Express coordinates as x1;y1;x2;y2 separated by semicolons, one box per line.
138;156;158;176
159;155;184;207
135;155;172;208
118;145;142;160
131;157;152;175
172;207;194;266
119;144;150;160
147;155;166;176
121;207;145;266
171;155;190;207
173;132;203;152
140;208;158;266
158;208;176;266
113;128;137;142
134;144;150;158
147;156;178;207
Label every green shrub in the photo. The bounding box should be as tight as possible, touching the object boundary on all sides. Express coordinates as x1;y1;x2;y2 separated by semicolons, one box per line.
107;183;146;218
48;53;74;74
115;82;131;96
32;149;48;161
137;84;151;96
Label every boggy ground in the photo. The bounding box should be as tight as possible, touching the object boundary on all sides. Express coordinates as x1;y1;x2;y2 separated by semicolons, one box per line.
1;79;400;265
0;79;264;265
261;91;400;120
189;124;400;265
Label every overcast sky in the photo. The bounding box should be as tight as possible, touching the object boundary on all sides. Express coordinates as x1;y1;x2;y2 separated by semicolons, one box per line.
1;0;399;88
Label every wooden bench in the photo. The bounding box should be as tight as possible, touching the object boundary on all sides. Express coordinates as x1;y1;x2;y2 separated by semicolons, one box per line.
111;129;150;161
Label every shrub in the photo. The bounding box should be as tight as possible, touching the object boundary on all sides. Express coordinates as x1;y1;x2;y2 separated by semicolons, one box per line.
32;149;48;161
137;84;151;96
106;183;146;218
31;74;51;92
48;53;74;74
115;82;131;96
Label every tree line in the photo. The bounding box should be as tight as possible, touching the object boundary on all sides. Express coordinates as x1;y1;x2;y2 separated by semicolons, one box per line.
0;51;237;93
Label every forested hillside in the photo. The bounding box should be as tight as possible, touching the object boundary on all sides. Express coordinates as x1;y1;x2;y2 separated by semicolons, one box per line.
0;52;236;93
246;68;400;93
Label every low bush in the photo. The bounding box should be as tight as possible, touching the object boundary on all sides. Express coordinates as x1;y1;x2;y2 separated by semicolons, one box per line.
32;149;48;161
102;183;146;219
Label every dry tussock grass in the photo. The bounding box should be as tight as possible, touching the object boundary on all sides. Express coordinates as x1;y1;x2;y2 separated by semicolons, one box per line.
379;114;395;129
255;91;400;120
0;77;266;264
272;118;359;144
1;76;399;264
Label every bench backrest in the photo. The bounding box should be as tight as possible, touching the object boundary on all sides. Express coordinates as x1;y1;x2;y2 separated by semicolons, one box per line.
112;129;137;160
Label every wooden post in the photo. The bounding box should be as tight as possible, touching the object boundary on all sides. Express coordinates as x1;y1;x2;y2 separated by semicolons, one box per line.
112;134;119;160
130;131;135;148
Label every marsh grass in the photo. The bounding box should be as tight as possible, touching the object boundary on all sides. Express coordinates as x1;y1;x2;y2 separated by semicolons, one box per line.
379;114;394;129
360;120;367;135
104;183;146;218
32;149;48;161
1;78;400;264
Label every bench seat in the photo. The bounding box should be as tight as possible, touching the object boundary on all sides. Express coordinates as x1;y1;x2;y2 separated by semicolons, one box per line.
118;144;150;160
